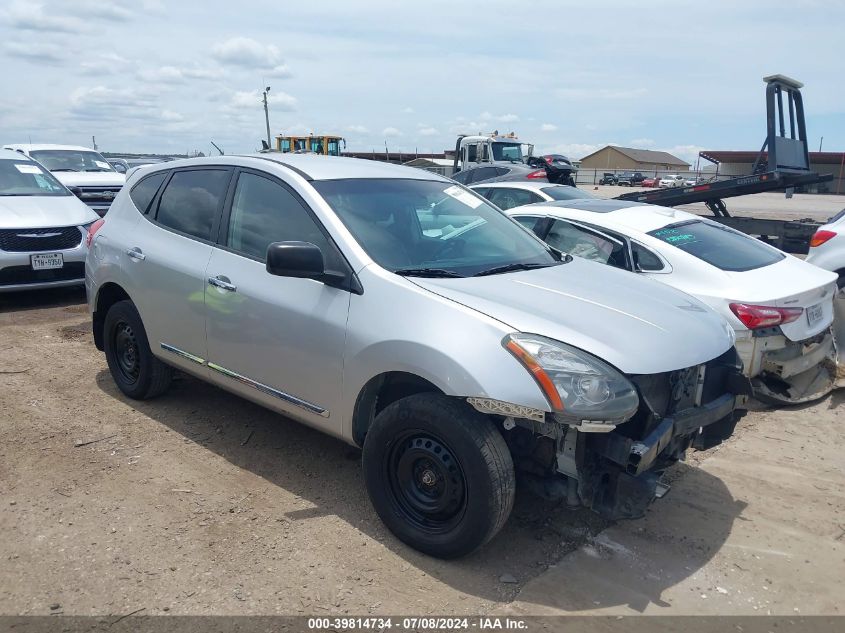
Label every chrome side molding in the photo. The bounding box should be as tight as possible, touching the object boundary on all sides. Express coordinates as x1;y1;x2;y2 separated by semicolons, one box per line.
160;343;329;418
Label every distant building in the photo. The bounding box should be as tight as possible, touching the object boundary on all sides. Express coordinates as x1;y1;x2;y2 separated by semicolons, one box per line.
579;146;690;173
699;150;845;195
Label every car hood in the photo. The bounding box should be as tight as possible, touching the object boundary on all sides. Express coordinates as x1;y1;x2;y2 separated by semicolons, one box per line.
411;258;735;375
52;172;125;187
0;195;100;228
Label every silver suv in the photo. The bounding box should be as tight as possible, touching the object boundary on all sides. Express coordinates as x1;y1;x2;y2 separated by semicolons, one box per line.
86;154;747;558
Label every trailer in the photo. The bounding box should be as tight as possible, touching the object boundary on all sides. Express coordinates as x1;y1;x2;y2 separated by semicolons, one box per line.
616;75;832;254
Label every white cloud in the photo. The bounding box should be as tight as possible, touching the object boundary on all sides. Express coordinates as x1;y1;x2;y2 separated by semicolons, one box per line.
659;144;703;163
66;1;134;22
480;111;520;123
212;37;284;69
541;123;558;132
161;110;184;122
346;125;369;134
382;127;402;137
402;107;415;114
228;89;296;111
80;53;131;75
418;127;438;136
266;64;292;78
3;40;66;63
4;1;86;33
137;66;185;84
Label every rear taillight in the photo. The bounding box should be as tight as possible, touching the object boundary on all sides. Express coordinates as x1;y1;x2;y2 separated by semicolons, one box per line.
809;229;837;248
526;169;547;179
729;302;803;330
85;218;105;248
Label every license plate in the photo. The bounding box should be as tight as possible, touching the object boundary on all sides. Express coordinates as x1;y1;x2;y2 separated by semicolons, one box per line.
30;253;63;270
806;302;823;327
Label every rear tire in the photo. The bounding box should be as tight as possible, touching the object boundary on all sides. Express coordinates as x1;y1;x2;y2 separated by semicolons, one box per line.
103;300;172;400
362;394;515;558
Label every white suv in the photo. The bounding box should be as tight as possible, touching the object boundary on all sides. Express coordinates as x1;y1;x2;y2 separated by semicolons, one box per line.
3;144;125;217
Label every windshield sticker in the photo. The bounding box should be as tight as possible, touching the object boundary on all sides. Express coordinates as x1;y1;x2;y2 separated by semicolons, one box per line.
94;160;111;169
443;185;483;209
15;164;42;174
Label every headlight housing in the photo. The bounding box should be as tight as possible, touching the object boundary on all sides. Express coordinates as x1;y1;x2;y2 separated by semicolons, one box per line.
504;333;639;424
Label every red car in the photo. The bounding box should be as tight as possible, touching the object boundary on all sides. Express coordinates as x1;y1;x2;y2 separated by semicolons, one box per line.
641;176;660;187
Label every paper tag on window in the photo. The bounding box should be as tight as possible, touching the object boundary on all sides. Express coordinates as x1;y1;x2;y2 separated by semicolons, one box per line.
94;160;111;169
15;164;42;174
443;185;482;209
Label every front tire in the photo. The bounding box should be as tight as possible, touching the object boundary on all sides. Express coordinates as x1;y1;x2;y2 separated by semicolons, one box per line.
362;394;515;558
103;300;172;400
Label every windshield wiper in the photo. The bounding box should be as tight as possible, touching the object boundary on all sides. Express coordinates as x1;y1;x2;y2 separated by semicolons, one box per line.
394;268;465;278
473;262;558;277
50;168;78;172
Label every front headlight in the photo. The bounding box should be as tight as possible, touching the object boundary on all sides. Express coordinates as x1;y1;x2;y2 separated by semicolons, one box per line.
504;333;639;423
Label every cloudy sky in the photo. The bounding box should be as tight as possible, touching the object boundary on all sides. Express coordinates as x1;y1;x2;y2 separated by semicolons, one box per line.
0;0;842;162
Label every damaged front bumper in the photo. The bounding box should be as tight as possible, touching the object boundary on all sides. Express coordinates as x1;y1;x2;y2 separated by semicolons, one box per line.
504;348;751;521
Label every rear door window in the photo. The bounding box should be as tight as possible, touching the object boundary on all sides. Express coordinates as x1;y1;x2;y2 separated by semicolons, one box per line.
648;220;785;272
546;220;628;269
154;169;231;241
486;187;543;210
129;172;167;214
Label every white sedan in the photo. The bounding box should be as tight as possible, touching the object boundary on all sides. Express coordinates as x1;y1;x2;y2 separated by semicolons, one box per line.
806;209;845;287
468;181;596;211
507;198;840;405
659;174;685;188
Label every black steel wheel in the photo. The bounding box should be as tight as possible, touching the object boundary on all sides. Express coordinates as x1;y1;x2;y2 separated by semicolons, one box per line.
363;394;515;558
103;300;172;400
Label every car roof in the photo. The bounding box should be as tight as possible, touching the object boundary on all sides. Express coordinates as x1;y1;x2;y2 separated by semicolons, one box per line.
145;153;452;182
471;181;557;191
3;143;102;153
513;199;701;234
0;148;35;161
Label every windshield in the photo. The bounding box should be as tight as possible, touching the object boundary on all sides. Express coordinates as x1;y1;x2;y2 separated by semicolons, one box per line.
313;178;561;277
0;160;70;197
648;220;785;272
541;186;597;201
29;149;116;173
491;142;523;162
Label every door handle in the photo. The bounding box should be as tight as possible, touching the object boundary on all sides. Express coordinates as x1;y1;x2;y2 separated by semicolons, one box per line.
126;248;145;261
208;276;237;292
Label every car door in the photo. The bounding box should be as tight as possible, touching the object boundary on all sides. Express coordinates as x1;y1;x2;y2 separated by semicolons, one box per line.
125;166;232;374
203;168;351;435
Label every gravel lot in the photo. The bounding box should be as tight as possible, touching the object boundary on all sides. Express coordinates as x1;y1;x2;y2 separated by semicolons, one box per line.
1;286;842;618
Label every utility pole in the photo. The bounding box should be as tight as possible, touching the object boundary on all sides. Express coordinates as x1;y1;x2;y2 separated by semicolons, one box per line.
819;136;824;152
262;86;272;149
92;136;97;150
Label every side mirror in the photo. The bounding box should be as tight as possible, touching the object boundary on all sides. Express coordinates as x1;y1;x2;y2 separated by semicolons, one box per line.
266;241;324;279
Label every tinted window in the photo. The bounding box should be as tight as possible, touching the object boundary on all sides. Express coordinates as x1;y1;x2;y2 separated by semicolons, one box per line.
129;172;167;214
313;178;559;276
226;172;340;268
545;220;627;269
471;167;499;183
648;220;785;272
485;187;543;210
540;186;596;201
451;170;471;185
155;169;230;241
631;242;664;271
513;215;543;232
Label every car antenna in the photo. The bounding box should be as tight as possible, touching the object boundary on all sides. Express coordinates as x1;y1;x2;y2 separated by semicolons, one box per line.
210;140;224;156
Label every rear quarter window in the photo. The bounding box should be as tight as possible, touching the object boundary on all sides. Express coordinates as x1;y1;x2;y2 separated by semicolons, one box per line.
648;220;785;272
129;172;167;214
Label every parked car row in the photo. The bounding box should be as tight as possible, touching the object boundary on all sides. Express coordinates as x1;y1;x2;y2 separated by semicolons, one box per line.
2;144;842;560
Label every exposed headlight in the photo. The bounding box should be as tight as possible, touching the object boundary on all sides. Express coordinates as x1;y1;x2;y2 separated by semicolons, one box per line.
504;333;639;423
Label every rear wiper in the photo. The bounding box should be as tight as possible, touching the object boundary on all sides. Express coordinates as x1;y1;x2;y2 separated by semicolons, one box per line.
473;262;557;277
394;268;465;278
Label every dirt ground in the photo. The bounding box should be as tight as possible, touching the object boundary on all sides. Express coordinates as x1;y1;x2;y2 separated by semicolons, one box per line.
0;287;843;618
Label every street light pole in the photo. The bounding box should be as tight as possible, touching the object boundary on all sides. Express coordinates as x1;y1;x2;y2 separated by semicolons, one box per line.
262;86;272;150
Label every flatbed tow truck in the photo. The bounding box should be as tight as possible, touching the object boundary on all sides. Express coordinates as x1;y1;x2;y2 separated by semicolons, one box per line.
616;75;832;254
